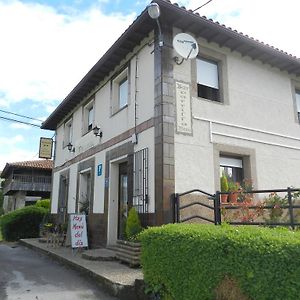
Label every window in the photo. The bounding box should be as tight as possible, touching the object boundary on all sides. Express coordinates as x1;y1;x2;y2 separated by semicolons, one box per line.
296;90;300;122
220;156;243;183
83;100;94;134
64;119;72;147
197;57;220;102
119;77;128;109
87;106;94;131
111;68;129;114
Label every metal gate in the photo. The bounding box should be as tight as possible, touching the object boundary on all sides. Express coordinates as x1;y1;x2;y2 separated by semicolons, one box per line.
172;189;221;225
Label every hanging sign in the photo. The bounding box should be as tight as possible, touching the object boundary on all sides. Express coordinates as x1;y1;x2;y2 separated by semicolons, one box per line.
70;214;88;248
39;137;53;159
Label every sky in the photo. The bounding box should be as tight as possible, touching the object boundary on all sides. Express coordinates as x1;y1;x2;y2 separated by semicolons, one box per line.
0;0;299;171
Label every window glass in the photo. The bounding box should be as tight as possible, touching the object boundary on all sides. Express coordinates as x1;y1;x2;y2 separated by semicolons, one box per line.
220;156;243;183
87;106;93;131
119;78;128;109
296;90;300;112
197;58;219;89
197;58;220;101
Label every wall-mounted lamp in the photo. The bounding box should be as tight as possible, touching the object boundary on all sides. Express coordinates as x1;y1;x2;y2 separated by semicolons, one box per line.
147;3;163;47
93;126;103;138
67;142;75;153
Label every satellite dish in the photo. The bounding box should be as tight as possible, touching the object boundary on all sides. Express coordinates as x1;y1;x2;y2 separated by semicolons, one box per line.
173;33;199;61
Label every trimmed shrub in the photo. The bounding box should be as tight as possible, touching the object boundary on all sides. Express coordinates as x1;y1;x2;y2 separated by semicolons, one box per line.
125;207;142;241
140;224;300;300
0;206;48;241
35;199;51;210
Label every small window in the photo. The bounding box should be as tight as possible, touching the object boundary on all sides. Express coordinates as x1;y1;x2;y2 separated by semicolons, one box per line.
296;90;300;122
119;77;128;109
64;119;72;147
111;68;129;114
220;156;243;183
83;100;94;134
197;57;220;102
87;106;94;131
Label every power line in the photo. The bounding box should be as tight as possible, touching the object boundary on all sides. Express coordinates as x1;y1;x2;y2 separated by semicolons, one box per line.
0;115;41;128
193;0;214;12
0;109;43;122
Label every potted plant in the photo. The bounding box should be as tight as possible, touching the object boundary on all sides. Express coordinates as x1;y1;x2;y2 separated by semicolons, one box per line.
220;174;229;203
228;181;240;203
115;207;143;267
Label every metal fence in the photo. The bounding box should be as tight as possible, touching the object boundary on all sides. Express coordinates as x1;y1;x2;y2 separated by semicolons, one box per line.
173;187;300;229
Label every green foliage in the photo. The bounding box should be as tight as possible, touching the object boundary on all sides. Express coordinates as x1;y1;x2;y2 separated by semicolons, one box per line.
0;189;4;216
228;181;239;192
264;193;288;223
35;199;50;210
0;206;48;241
220;174;228;193
140;224;300;300
125;207;142;241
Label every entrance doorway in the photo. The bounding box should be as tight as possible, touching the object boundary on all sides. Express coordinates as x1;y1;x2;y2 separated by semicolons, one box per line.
118;162;128;239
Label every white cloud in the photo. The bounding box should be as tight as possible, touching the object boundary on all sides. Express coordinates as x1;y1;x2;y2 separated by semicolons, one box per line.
0;1;135;107
10;123;31;130
181;0;300;57
0;134;24;145
0;149;38;170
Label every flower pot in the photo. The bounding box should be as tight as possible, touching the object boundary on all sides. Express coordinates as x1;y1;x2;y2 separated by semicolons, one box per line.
229;192;239;204
220;194;228;203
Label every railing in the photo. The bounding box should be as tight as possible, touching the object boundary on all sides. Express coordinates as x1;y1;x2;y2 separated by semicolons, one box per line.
217;187;300;229
3;174;52;194
173;187;300;229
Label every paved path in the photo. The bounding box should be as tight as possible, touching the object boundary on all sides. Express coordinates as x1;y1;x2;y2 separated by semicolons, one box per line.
0;242;118;300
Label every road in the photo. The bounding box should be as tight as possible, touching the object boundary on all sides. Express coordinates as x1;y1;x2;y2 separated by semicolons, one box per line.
0;243;118;300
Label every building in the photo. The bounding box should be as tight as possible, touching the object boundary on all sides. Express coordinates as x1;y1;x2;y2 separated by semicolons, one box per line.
1;160;53;213
42;0;300;248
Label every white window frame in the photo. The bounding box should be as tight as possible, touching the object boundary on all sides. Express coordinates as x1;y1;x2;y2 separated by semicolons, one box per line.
295;89;300;123
83;99;94;135
63;118;73;148
111;68;129;115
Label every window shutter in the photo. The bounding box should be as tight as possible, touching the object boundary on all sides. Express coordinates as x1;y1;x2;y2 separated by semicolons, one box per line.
197;58;219;89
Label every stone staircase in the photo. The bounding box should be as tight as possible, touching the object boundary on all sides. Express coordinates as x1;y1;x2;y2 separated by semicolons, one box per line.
109;240;141;267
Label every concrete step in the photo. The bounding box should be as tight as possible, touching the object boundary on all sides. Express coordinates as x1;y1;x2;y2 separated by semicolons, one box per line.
81;248;117;261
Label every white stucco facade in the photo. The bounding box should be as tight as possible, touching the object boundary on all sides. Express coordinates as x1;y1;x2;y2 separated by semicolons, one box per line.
44;1;300;247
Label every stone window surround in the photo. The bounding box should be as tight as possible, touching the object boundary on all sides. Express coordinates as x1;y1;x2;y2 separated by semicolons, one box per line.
213;143;257;191
110;65;130;116
291;80;300;124
191;45;229;105
75;157;95;214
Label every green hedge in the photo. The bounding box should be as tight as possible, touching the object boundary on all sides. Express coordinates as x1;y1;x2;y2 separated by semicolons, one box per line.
140;224;300;300
35;199;50;210
0;206;48;241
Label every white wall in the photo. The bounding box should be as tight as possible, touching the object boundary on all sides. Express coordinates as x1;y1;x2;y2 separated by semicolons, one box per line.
54;40;154;168
174;36;300;194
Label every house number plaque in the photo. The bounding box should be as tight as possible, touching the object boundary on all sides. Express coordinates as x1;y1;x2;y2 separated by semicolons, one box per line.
176;82;192;134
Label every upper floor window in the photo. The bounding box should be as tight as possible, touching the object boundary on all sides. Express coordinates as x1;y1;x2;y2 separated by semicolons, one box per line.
197;57;220;102
83;100;94;134
64;118;72;147
111;67;129;114
119;77;128;109
296;90;300;122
